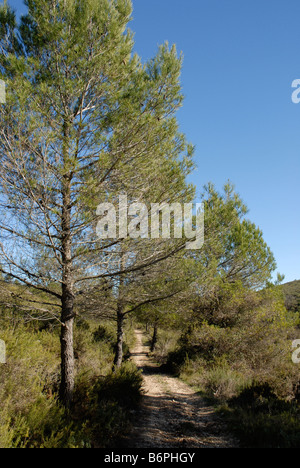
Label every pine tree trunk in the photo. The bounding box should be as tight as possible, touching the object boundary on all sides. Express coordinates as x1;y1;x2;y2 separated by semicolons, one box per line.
59;168;75;408
60;266;75;408
60;299;74;408
150;323;158;352
113;308;125;371
113;252;126;371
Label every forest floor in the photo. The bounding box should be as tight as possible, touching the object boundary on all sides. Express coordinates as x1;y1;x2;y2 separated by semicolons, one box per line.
123;329;239;448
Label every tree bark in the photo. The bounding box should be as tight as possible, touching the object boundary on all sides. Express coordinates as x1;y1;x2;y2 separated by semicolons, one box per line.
113;252;126;371
150;322;158;352
113;307;125;371
59;259;75;408
59;167;75;408
59;305;74;408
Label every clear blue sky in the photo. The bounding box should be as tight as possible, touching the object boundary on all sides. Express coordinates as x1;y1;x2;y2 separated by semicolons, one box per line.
7;0;300;283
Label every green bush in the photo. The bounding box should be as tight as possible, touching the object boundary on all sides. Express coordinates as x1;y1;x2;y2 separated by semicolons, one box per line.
0;325;79;448
92;323;133;363
0;322;142;448
93;324;115;345
224;383;300;448
97;362;143;409
72;362;143;447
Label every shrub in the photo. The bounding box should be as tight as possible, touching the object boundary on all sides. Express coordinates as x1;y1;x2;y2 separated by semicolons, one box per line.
201;365;249;402
0;325;78;448
0;322;142;448
72;362;143;447
93;324;115;345
97;362;143;409
224;383;300;448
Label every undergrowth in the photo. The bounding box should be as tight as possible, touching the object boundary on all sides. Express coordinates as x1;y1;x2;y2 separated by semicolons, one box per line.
0;320;142;448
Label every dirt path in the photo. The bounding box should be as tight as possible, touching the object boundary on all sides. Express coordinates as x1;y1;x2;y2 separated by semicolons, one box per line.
125;329;239;448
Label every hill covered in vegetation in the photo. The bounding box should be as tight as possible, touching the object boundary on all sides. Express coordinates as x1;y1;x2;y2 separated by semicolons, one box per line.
282;280;300;313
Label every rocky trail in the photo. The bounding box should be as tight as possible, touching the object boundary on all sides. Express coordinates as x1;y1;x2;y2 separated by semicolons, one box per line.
123;329;239;448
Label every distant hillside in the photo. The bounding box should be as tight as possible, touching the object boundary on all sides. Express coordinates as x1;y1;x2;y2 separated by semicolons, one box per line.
281;280;300;313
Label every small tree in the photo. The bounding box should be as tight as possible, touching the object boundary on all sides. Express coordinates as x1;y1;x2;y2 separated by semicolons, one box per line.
79;242;195;369
190;183;277;327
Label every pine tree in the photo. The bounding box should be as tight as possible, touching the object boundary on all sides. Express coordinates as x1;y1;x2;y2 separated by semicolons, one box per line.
190;183;277;327
0;0;195;406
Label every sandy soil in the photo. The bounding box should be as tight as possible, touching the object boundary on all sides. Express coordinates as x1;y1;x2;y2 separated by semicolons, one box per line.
124;329;239;448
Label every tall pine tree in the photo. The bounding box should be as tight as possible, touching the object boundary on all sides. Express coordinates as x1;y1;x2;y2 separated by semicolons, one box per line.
0;0;195;406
